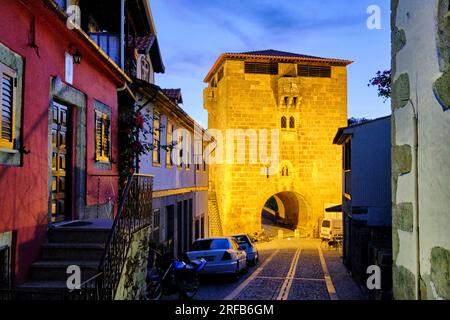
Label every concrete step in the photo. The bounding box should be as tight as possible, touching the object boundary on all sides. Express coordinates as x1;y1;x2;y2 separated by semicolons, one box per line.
48;227;110;244
16;281;81;300
41;243;105;261
28;261;99;282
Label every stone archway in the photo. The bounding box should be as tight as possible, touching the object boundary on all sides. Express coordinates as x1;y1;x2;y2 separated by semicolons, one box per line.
261;191;309;235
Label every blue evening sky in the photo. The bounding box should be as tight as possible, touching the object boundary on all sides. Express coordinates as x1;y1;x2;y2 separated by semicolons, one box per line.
151;0;391;127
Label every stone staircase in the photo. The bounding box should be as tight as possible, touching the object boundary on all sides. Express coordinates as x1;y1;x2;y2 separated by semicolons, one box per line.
18;220;112;295
208;192;223;237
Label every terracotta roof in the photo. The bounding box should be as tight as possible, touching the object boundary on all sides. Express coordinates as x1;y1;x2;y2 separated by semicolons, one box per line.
204;49;353;82
127;34;155;52
239;49;326;59
162;88;183;104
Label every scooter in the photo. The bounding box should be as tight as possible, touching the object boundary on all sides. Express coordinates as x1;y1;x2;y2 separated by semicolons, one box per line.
146;252;206;300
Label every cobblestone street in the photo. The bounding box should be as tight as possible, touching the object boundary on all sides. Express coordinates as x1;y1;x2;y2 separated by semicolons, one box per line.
164;238;366;301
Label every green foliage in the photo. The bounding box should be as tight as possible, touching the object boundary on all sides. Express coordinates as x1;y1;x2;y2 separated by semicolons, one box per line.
368;70;391;102
348;117;371;126
118;103;177;186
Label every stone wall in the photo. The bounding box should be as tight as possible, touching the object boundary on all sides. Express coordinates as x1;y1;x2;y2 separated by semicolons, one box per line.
391;0;450;300
114;226;150;300
205;58;348;236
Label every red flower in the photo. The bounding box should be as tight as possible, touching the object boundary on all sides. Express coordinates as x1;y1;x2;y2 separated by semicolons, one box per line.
135;113;144;129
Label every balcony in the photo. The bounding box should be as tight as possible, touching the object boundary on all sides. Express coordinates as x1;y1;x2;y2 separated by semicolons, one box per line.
88;32;120;66
203;87;217;110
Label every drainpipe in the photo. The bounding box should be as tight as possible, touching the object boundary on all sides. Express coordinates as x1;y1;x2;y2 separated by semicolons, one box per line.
407;88;420;300
413;102;420;300
120;0;125;71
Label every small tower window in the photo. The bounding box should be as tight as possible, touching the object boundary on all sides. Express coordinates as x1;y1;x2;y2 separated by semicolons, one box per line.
281;116;287;129
281;166;289;177
293;97;298;106
289;117;295;129
284;97;289;106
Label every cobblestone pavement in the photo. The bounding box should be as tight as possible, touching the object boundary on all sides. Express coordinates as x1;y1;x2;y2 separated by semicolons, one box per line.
163;238;366;300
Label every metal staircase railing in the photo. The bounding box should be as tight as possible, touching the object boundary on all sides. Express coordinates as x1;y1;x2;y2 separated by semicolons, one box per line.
0;174;153;301
95;173;153;300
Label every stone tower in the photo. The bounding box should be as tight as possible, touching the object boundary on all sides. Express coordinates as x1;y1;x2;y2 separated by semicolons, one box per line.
203;50;352;236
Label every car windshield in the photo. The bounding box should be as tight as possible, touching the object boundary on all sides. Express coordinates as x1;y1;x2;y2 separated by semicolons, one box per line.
191;239;230;251
322;220;331;228
233;235;250;245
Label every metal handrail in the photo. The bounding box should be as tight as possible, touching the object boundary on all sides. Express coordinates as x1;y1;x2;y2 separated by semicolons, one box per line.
95;173;153;300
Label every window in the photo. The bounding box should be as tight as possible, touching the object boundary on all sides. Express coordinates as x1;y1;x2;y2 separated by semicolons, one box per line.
177;133;183;169
0;65;16;150
293;97;298;106
200;217;205;238
217;67;224;82
166;122;174;167
203;143;207;172
289;116;295;129
298;65;331;78
281;116;287;129
195;219;200;240
195;138;203;171
244;62;278;75
186;137;191;170
94;109;111;162
153;113;161;165
191;238;230;251
284;96;289;106
281;165;289;177
151;209;160;242
210;78;217;88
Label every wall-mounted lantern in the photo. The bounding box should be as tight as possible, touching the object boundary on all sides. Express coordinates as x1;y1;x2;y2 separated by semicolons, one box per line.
68;44;82;64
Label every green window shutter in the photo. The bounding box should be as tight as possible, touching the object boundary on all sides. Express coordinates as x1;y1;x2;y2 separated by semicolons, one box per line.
95;111;103;161
104;116;111;160
1;71;15;146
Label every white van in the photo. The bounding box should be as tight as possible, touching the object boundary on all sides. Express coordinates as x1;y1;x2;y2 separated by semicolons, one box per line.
320;218;343;240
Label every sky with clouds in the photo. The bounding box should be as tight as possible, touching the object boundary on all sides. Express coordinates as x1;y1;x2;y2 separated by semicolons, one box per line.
150;0;391;127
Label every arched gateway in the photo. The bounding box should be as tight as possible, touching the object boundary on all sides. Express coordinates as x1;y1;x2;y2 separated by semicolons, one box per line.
203;50;351;237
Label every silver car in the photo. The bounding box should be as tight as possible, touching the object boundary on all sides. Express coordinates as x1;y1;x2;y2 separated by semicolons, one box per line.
232;234;259;265
186;237;247;279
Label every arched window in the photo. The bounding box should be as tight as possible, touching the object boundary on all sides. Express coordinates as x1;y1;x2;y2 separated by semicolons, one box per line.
281;116;287;129
289;116;295;129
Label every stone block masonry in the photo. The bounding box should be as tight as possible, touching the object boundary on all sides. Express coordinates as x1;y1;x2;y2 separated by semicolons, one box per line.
204;51;351;236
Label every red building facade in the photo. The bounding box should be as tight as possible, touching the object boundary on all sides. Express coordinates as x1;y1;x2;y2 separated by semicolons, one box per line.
0;0;128;286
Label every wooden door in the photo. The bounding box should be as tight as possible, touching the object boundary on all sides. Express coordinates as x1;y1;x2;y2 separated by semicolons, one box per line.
51;101;72;222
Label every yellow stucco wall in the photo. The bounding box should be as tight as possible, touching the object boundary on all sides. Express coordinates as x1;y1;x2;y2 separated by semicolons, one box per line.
204;57;349;236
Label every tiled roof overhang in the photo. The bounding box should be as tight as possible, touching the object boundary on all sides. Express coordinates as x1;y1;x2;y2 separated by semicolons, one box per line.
204;52;353;83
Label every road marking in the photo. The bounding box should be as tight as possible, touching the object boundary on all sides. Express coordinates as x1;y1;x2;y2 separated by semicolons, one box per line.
224;249;280;301
317;244;338;300
257;275;325;282
276;248;301;300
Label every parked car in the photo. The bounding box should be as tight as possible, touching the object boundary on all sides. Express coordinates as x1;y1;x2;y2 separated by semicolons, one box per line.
185;237;247;280
232;234;259;265
320;218;343;241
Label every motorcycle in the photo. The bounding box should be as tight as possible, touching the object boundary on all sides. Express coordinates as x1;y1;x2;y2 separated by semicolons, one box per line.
146;249;206;300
